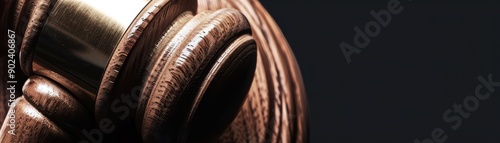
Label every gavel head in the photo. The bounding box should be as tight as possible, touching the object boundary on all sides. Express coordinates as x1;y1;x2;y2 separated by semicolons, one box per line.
1;0;308;142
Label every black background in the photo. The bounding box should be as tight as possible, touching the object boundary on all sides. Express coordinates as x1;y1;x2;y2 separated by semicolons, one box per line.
260;0;499;142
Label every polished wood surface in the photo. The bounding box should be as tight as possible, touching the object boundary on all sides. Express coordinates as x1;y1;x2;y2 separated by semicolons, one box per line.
0;0;308;142
198;0;309;142
22;76;91;134
0;97;72;143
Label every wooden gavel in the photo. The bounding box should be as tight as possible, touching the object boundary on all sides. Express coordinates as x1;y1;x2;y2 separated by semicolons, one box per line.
0;0;309;142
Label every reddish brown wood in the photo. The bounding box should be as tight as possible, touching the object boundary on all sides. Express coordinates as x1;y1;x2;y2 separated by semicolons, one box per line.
0;97;72;142
0;0;309;142
198;0;309;142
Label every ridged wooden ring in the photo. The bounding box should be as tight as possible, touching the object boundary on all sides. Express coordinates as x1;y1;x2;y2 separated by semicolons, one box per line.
139;8;254;142
94;0;196;123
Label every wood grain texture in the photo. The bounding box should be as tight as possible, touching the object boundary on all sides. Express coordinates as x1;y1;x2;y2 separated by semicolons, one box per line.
139;8;253;143
32;61;96;113
22;76;91;135
0;0;308;142
136;11;195;130
0;0;38;127
95;0;196;122
0;97;72;143
198;0;310;142
94;0;197;141
183;33;257;143
19;0;55;76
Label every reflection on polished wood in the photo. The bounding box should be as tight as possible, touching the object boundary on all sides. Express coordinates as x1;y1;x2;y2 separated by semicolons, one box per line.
0;0;308;142
0;97;72;142
198;0;309;142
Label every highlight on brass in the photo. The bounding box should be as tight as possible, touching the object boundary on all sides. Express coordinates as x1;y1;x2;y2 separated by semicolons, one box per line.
0;0;309;142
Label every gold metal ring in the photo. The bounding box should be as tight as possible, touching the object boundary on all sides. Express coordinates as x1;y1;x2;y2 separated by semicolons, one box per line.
31;0;150;109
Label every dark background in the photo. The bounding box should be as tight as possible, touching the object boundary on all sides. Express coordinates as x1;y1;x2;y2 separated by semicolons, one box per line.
260;0;500;142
